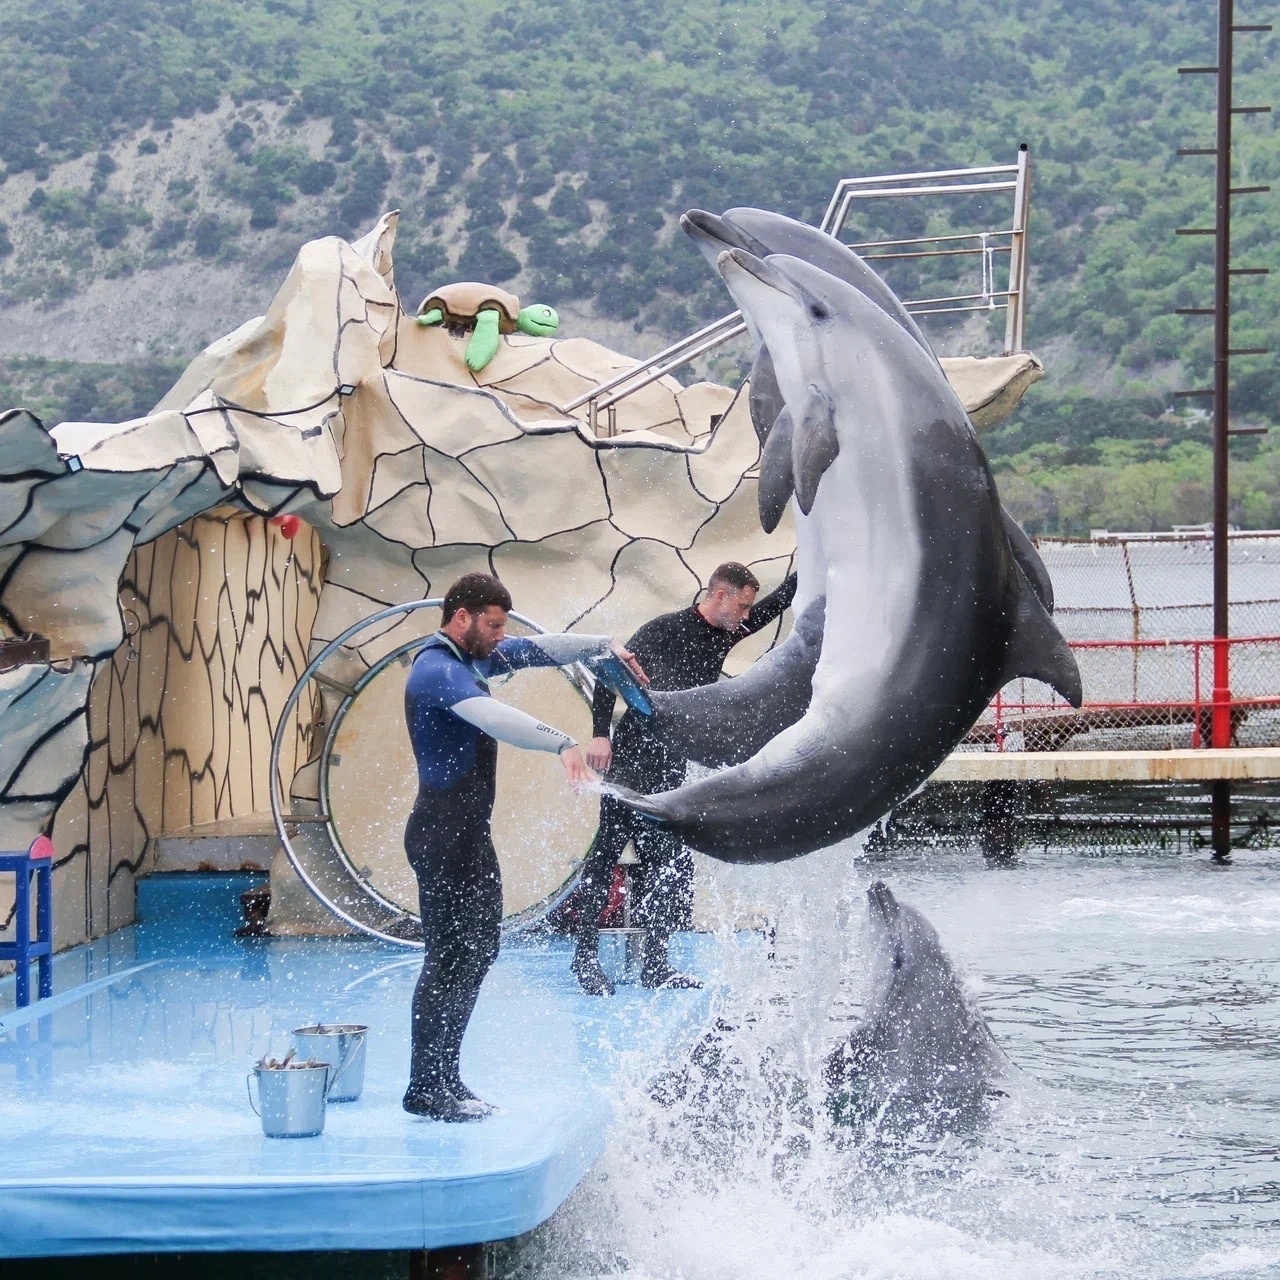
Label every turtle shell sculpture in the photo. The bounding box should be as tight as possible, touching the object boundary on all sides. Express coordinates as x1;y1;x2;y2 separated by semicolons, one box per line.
415;282;559;372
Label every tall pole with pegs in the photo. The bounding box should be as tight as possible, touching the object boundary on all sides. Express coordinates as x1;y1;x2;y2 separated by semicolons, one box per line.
1175;0;1272;860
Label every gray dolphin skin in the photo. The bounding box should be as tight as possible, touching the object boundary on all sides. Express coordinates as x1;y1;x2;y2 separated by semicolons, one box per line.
648;597;826;768
646;205;939;770
683;207;936;360
681;207;1054;608
615;246;1081;863
675;209;1057;751
825;881;1006;1136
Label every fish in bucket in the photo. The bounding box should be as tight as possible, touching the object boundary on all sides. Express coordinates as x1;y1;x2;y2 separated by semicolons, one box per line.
247;1048;341;1138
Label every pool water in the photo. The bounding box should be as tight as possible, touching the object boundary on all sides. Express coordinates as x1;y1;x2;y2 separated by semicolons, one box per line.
501;839;1280;1280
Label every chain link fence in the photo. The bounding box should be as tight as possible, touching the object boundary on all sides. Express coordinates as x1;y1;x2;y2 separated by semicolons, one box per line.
869;779;1278;857
867;532;1280;855
966;531;1280;751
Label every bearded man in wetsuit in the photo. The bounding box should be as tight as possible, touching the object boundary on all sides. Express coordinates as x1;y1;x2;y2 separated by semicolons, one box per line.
402;572;647;1121
574;561;797;996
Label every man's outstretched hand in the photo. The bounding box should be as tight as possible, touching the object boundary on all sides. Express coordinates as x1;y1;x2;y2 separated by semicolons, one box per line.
609;640;649;687
585;736;613;772
559;744;597;790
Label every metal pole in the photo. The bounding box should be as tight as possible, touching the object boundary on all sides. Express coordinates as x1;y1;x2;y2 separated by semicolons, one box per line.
1210;0;1234;859
1211;0;1233;750
1004;144;1032;353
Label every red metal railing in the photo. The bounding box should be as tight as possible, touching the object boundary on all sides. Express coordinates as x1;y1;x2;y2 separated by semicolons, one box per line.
971;635;1280;751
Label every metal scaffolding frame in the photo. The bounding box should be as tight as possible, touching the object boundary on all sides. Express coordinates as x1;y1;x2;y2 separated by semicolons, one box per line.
564;146;1033;436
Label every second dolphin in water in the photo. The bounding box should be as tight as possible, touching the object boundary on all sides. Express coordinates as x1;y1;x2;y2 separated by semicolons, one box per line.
616;247;1081;862
825;881;1006;1139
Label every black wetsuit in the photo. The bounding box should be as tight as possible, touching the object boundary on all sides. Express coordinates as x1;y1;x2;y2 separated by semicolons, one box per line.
577;574;797;960
403;738;501;1101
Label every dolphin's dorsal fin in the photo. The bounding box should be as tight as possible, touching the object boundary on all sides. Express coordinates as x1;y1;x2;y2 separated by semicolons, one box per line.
1001;564;1083;706
757;406;795;533
792;385;840;515
1001;507;1054;611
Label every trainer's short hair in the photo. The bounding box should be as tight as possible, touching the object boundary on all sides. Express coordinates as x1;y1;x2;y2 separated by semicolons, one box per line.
708;562;760;594
441;573;513;623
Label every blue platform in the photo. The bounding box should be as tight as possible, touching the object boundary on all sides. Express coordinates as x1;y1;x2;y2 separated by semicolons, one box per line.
0;875;714;1257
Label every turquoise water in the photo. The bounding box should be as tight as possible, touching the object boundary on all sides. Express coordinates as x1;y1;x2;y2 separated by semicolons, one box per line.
504;840;1280;1280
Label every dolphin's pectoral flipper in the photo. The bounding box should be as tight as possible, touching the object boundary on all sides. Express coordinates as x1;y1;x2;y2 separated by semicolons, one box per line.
792;385;840;515
757;405;796;533
1001;506;1054;612
1000;565;1084;706
748;347;784;447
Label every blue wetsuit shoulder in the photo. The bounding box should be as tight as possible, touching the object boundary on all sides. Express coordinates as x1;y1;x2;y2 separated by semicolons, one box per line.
404;634;568;790
405;639;492;790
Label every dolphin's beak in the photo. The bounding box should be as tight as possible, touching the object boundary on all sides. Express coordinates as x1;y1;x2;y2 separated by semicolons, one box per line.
718;250;829;322
681;209;738;250
717;247;802;302
867;880;899;924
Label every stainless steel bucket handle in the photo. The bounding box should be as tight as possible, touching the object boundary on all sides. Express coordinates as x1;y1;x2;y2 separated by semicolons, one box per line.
323;1033;361;1100
246;1071;260;1117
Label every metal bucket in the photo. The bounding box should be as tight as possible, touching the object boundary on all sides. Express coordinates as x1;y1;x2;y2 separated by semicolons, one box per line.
291;1024;368;1102
597;927;646;987
247;1061;333;1138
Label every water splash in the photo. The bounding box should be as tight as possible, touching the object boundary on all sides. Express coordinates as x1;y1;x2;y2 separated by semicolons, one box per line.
498;842;1280;1280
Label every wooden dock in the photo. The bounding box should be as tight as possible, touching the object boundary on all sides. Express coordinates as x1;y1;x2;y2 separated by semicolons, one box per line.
933;747;1280;784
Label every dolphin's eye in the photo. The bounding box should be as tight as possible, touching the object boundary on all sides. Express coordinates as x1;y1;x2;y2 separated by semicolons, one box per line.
810;303;829;320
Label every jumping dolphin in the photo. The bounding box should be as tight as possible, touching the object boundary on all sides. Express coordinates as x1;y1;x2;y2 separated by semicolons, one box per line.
825;881;1006;1137
652;211;1050;773
638;208;891;771
615;250;1081;862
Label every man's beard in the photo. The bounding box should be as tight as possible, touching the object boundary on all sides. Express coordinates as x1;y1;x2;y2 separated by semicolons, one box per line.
461;618;496;657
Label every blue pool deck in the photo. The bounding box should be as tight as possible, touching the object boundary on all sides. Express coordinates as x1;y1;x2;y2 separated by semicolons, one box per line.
0;875;716;1257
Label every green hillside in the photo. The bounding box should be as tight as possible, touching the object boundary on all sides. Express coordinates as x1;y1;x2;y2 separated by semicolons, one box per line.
0;0;1275;532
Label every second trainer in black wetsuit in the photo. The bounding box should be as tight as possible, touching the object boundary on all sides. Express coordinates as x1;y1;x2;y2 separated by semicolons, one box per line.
573;561;797;995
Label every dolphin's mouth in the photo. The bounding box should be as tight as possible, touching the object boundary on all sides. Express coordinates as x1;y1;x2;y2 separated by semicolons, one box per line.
719;250;832;324
719;247;788;293
867;879;898;924
681;209;767;258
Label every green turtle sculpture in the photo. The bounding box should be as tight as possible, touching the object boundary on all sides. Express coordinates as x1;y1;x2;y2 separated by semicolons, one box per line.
414;282;559;372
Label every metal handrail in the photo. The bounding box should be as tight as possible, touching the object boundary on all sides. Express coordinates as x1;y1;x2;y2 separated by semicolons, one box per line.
560;312;746;412
564;146;1033;435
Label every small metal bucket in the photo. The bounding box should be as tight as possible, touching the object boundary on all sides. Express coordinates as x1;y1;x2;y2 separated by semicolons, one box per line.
247;1061;334;1138
292;1024;368;1102
597;927;646;987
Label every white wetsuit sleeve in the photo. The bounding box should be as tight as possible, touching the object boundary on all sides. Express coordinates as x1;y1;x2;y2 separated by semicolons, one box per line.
525;633;613;665
450;696;575;755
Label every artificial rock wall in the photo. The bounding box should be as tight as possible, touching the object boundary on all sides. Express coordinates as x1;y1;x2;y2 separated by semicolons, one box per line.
1;512;323;953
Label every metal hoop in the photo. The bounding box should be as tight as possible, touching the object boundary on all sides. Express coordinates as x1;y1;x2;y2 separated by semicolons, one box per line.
268;599;596;947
